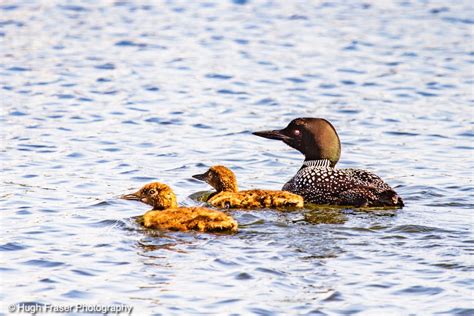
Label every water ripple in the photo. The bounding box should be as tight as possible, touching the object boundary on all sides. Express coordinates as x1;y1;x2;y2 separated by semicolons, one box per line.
0;0;471;314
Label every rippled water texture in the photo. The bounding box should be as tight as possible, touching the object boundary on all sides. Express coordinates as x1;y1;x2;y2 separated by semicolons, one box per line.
1;0;473;314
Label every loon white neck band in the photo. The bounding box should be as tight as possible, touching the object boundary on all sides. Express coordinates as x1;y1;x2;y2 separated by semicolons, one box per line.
303;159;331;168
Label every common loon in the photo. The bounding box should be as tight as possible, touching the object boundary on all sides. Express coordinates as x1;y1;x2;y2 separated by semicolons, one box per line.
192;165;304;209
253;118;404;208
121;182;238;232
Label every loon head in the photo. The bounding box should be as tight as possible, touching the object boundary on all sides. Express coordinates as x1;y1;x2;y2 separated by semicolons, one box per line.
253;117;341;167
192;165;239;193
121;182;178;210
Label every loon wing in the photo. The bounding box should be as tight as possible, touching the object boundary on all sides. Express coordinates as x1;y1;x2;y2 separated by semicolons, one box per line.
342;168;393;192
337;186;404;207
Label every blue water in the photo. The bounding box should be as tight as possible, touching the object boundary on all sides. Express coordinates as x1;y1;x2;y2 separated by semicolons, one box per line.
1;0;473;314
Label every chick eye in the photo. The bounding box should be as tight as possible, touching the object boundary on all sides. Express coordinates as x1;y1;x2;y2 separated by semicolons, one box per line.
293;129;301;137
149;189;156;195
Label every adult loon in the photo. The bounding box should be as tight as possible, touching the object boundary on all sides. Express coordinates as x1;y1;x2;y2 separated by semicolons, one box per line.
253;118;404;208
121;182;238;232
192;165;304;209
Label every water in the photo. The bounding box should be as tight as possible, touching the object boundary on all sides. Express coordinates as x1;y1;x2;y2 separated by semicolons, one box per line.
1;0;473;314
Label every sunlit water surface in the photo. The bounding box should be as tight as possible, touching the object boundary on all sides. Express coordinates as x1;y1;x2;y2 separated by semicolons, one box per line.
1;0;473;314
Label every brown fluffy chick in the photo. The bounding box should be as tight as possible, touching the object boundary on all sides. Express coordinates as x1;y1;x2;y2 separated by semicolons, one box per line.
121;182;237;233
192;165;304;209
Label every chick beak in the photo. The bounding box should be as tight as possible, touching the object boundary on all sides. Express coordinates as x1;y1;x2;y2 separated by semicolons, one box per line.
252;129;290;141
192;173;208;182
121;192;141;201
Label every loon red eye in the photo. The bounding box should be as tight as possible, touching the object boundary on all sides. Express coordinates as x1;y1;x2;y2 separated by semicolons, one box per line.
293;129;301;137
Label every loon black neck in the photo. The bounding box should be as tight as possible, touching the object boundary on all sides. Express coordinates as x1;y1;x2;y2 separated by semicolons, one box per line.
302;159;332;168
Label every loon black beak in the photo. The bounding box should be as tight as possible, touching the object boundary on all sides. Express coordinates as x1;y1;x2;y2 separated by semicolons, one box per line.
253;129;291;141
192;173;207;181
121;192;141;201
